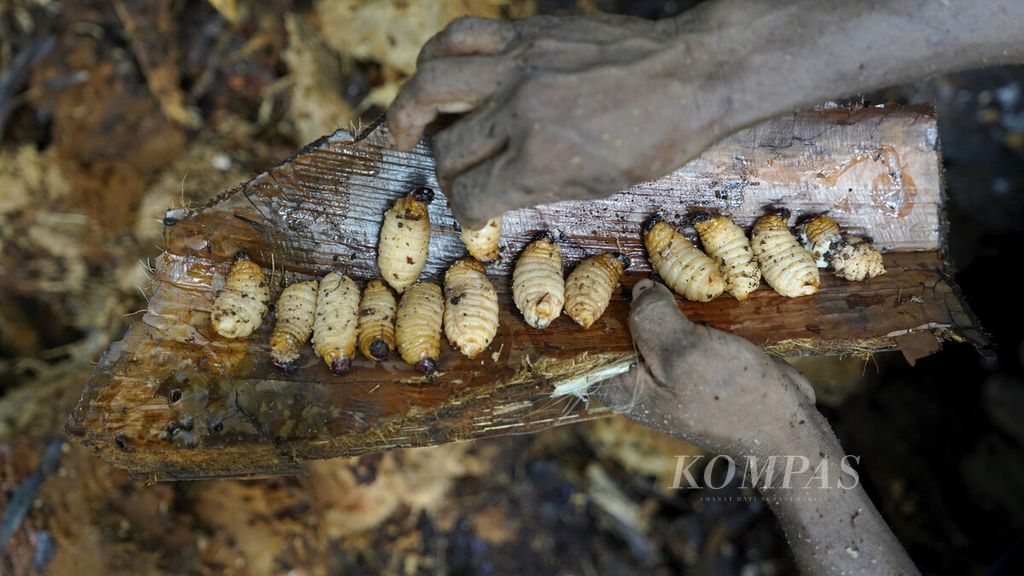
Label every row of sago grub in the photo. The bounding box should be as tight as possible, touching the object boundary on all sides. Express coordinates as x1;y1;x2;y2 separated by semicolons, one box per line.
207;189;885;376
647;209;886;302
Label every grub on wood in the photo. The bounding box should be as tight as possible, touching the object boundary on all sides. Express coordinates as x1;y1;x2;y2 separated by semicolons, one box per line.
67;105;983;480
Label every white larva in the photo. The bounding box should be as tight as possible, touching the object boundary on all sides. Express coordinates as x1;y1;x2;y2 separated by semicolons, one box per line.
512;235;565;329
828;236;887;281
357;279;397;361
443;258;499;358
799;214;886;281
460;216;502;262
269;280;318;372
312;271;360;375
798;213;843;268
643;216;725;302
210;252;270;339
751;209;820;298
377;187;433;293
396;281;444;373
564;253;631;328
691;213;761;301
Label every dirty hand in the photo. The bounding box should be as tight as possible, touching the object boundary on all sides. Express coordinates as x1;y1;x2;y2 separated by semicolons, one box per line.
597;279;824;458
387;2;1024;228
386;14;736;228
597;279;920;575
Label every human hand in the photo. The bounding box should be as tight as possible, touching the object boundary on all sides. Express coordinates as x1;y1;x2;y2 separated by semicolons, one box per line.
388;1;1024;229
599;279;921;574
386;14;739;228
597;279;827;458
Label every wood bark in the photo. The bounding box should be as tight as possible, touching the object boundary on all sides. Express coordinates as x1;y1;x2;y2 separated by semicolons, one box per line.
67;105;983;480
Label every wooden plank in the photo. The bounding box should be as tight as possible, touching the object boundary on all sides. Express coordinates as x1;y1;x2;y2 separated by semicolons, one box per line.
66;105;982;480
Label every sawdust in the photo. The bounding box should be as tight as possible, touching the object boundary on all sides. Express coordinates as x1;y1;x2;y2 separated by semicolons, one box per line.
761;337;900;359
112;0;201;128
207;0;248;24
134;141;249;243
581;416;704;490
0;146;85;294
281;14;357;145
0;145;70;217
472;504;520;544
312;0;509;117
305;443;478;540
316;0;505;76
514;351;635;391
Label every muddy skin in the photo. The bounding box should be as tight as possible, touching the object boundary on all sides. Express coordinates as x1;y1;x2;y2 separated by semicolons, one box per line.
598;280;919;575
388;0;1024;229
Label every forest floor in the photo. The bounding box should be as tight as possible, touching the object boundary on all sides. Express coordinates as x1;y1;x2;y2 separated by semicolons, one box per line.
1;1;1022;574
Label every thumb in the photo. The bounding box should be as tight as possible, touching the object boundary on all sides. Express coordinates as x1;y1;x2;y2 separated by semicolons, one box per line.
447;159;507;230
627;279;696;385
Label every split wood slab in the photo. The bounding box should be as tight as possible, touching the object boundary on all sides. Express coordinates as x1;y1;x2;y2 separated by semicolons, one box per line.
68;105;983;480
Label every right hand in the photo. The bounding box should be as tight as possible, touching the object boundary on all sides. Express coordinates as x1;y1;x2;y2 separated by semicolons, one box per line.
597;279;826;458
386;14;742;228
604;281;921;575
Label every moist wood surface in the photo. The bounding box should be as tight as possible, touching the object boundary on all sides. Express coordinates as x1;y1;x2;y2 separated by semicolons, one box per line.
67;105;982;480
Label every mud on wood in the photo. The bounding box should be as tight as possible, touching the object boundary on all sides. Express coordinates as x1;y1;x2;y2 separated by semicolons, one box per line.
67;105;983;480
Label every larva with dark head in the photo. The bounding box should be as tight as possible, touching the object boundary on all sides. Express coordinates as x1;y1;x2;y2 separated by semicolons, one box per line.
798;213;843;268
396;281;443;373
512;235;564;329
691;213;761;301
751;209;820;298
377;187;434;293
312;272;360;375
269;280;318;372
357;280;397;361
460;216;502;262
210;252;269;339
564;253;631;328
443;258;499;358
643;216;725;302
799;214;886;281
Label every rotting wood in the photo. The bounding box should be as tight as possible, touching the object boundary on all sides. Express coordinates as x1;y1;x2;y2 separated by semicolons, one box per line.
67;105;984;480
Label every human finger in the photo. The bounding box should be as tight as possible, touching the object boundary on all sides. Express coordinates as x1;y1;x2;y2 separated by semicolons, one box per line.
626;280;696;385
445;151;517;228
387;56;510;150
417;16;516;65
433;107;508;186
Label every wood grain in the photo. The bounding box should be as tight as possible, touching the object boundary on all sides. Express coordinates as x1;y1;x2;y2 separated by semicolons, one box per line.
67;105;982;480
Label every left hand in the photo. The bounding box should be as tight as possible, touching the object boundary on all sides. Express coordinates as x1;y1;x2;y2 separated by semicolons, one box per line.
386;14;733;228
